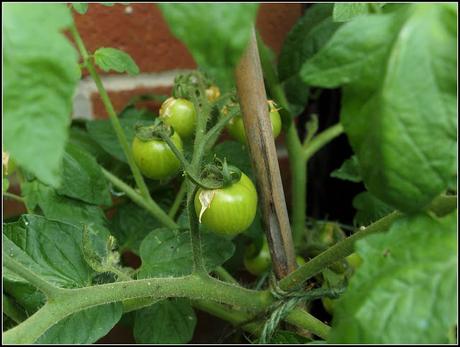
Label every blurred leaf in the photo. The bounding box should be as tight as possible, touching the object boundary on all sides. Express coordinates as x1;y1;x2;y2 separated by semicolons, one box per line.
329;211;457;343
138;228;235;278
134;299;196;344
94;47;140;75
159;4;258;90
332;3;384;22
3;4;79;187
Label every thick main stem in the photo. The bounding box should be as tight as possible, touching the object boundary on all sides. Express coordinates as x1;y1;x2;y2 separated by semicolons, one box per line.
235;28;297;278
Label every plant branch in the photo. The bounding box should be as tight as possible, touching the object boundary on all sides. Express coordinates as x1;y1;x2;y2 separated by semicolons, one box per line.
303;123;344;161
101;167;177;228
3;254;60;299
279;194;457;291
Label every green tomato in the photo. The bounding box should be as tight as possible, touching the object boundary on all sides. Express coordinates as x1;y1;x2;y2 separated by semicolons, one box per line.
244;238;306;276
226;100;282;144
244;239;271;275
159;97;196;139
132;131;183;180
194;173;258;236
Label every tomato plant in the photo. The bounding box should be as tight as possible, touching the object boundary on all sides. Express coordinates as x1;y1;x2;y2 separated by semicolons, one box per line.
2;3;457;345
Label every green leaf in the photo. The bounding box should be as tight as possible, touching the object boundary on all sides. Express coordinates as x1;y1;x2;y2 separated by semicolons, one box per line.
3;215;94;287
72;3;88;14
110;202;162;254
2;279;45;316
302;4;457;212
69;126;110;161
330;155;362;182
278;4;341;116
329;211;457;343
3;4;80;187
56;143;112;206
94;47;140;76
86;117;153;163
100;2;114;6
332;3;373;22
352;192;393;227
158;4;258;89
22;180;108;229
133;299;196;344
138;228;235;278
36;303;122;344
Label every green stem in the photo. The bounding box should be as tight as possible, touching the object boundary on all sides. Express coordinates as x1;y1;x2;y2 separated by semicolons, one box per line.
284;308;330;339
285;123;307;247
202;107;239;152
168;180;187;219
101;168;177;228
279;194;457;291
69;24;151;203
187;185;206;274
3;192;26;204
193;300;262;335
3;254;60;299
213;266;239;285
303;123;344;161
3;275;269;344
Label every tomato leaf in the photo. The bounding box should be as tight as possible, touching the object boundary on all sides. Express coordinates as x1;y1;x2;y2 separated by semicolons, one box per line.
352;192;393;227
56;143;112;206
329;211;457;343
158;4;258;90
3;4;80;187
94;47;140;76
110;202;163;254
330;155;362;183
138;228;235;278
277;4;341;116
3;215;94;287
22;180;109;230
301;4;457;212
133;299;196;344
36;303;122;344
332;3;386;22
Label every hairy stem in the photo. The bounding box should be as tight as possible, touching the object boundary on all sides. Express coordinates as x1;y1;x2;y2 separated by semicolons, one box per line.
101;168;177;228
3;255;60;299
279;194;457;291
